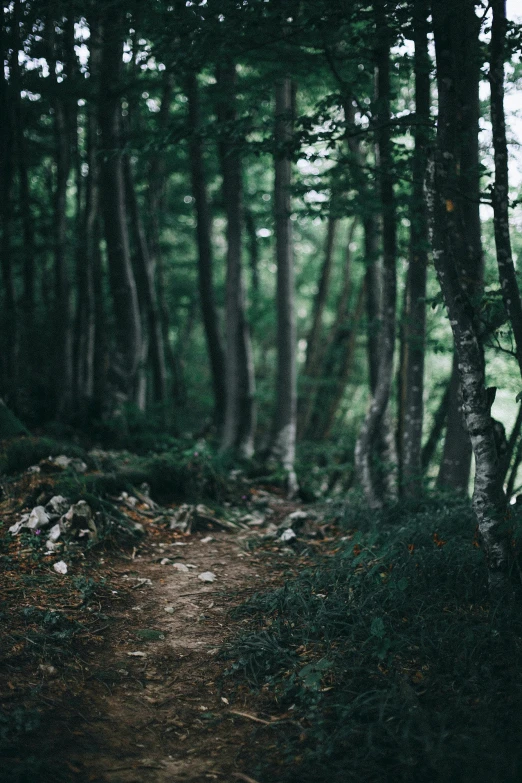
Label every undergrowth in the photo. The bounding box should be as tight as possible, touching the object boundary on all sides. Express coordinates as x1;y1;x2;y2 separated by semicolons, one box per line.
225;493;522;783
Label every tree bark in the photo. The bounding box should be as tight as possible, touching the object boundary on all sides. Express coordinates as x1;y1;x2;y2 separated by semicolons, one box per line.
298;213;338;438
125;158;168;405
270;77;298;495
437;0;483;491
217;62;256;457
432;0;510;591
355;3;398;508
98;10;142;402
401;0;430;497
421;381;450;472
186;71;227;430
490;0;522;375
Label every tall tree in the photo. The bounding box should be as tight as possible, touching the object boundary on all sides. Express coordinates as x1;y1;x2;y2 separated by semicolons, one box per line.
431;0;510;590
187;70;227;430
437;0;483;492
98;8;142;403
355;2;398;508
217;62;256;457
400;0;430;496
270;77;298;495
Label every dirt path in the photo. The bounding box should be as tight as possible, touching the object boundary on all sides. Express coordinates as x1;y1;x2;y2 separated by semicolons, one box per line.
0;473;312;783
66;529;272;782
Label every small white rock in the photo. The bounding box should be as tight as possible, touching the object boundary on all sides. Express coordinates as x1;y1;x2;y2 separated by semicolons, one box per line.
26;506;50;530
280;528;297;542
53;560;68;575
127;651;147;658
173;562;189;572
48;523;62;543
200;536;213;543
198;571;217;583
164;605;175;614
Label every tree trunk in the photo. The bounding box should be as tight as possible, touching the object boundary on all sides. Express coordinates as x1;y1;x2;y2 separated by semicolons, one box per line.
298;213;338;438
421;381;450;472
217;62;256;457
47;20;75;418
490;0;522;375
98;10;142;402
437;0;483;491
432;0;510;591
270;77;298;495
75;15;105;418
125;158;168;405
355;3;398;508
401;0;430;497
186;71;227;430
305;219;363;440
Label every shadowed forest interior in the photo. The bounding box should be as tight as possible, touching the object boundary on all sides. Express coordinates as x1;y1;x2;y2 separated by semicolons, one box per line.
3;1;522;781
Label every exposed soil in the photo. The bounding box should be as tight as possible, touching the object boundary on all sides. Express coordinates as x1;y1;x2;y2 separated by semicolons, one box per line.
0;477;310;783
60;529;283;783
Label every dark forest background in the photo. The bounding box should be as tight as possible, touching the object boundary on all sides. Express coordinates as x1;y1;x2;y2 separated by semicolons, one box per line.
2;0;522;586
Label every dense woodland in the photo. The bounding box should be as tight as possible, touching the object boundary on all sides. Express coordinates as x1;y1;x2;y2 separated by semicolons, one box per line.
6;2;522;780
3;0;522;590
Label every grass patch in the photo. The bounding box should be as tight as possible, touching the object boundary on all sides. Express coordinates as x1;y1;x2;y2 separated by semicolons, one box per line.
224;493;522;783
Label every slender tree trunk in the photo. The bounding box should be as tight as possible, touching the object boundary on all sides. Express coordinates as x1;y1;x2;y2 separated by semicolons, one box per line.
355;3;398;508
432;0;510;591
490;0;522;374
309;279;366;440
305;218;361;440
48;21;75;418
437;0;483;491
98;10;142;402
77;15;106;418
270;77;298;494
186;71;227;430
401;0;430;496
217;62;256;457
298;213;338;437
125;159;168;405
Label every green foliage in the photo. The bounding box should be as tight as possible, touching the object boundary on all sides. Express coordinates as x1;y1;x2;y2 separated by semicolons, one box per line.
224;494;522;783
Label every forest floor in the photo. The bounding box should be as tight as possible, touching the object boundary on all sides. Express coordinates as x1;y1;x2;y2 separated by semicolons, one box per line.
0;454;325;783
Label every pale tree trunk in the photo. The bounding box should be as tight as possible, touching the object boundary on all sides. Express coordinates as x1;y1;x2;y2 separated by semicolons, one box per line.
432;0;510;592
186;71;227;430
217;62;256;458
98;10;142;402
437;0;483;492
355;3;398;508
270;77;298;495
401;0;430;497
